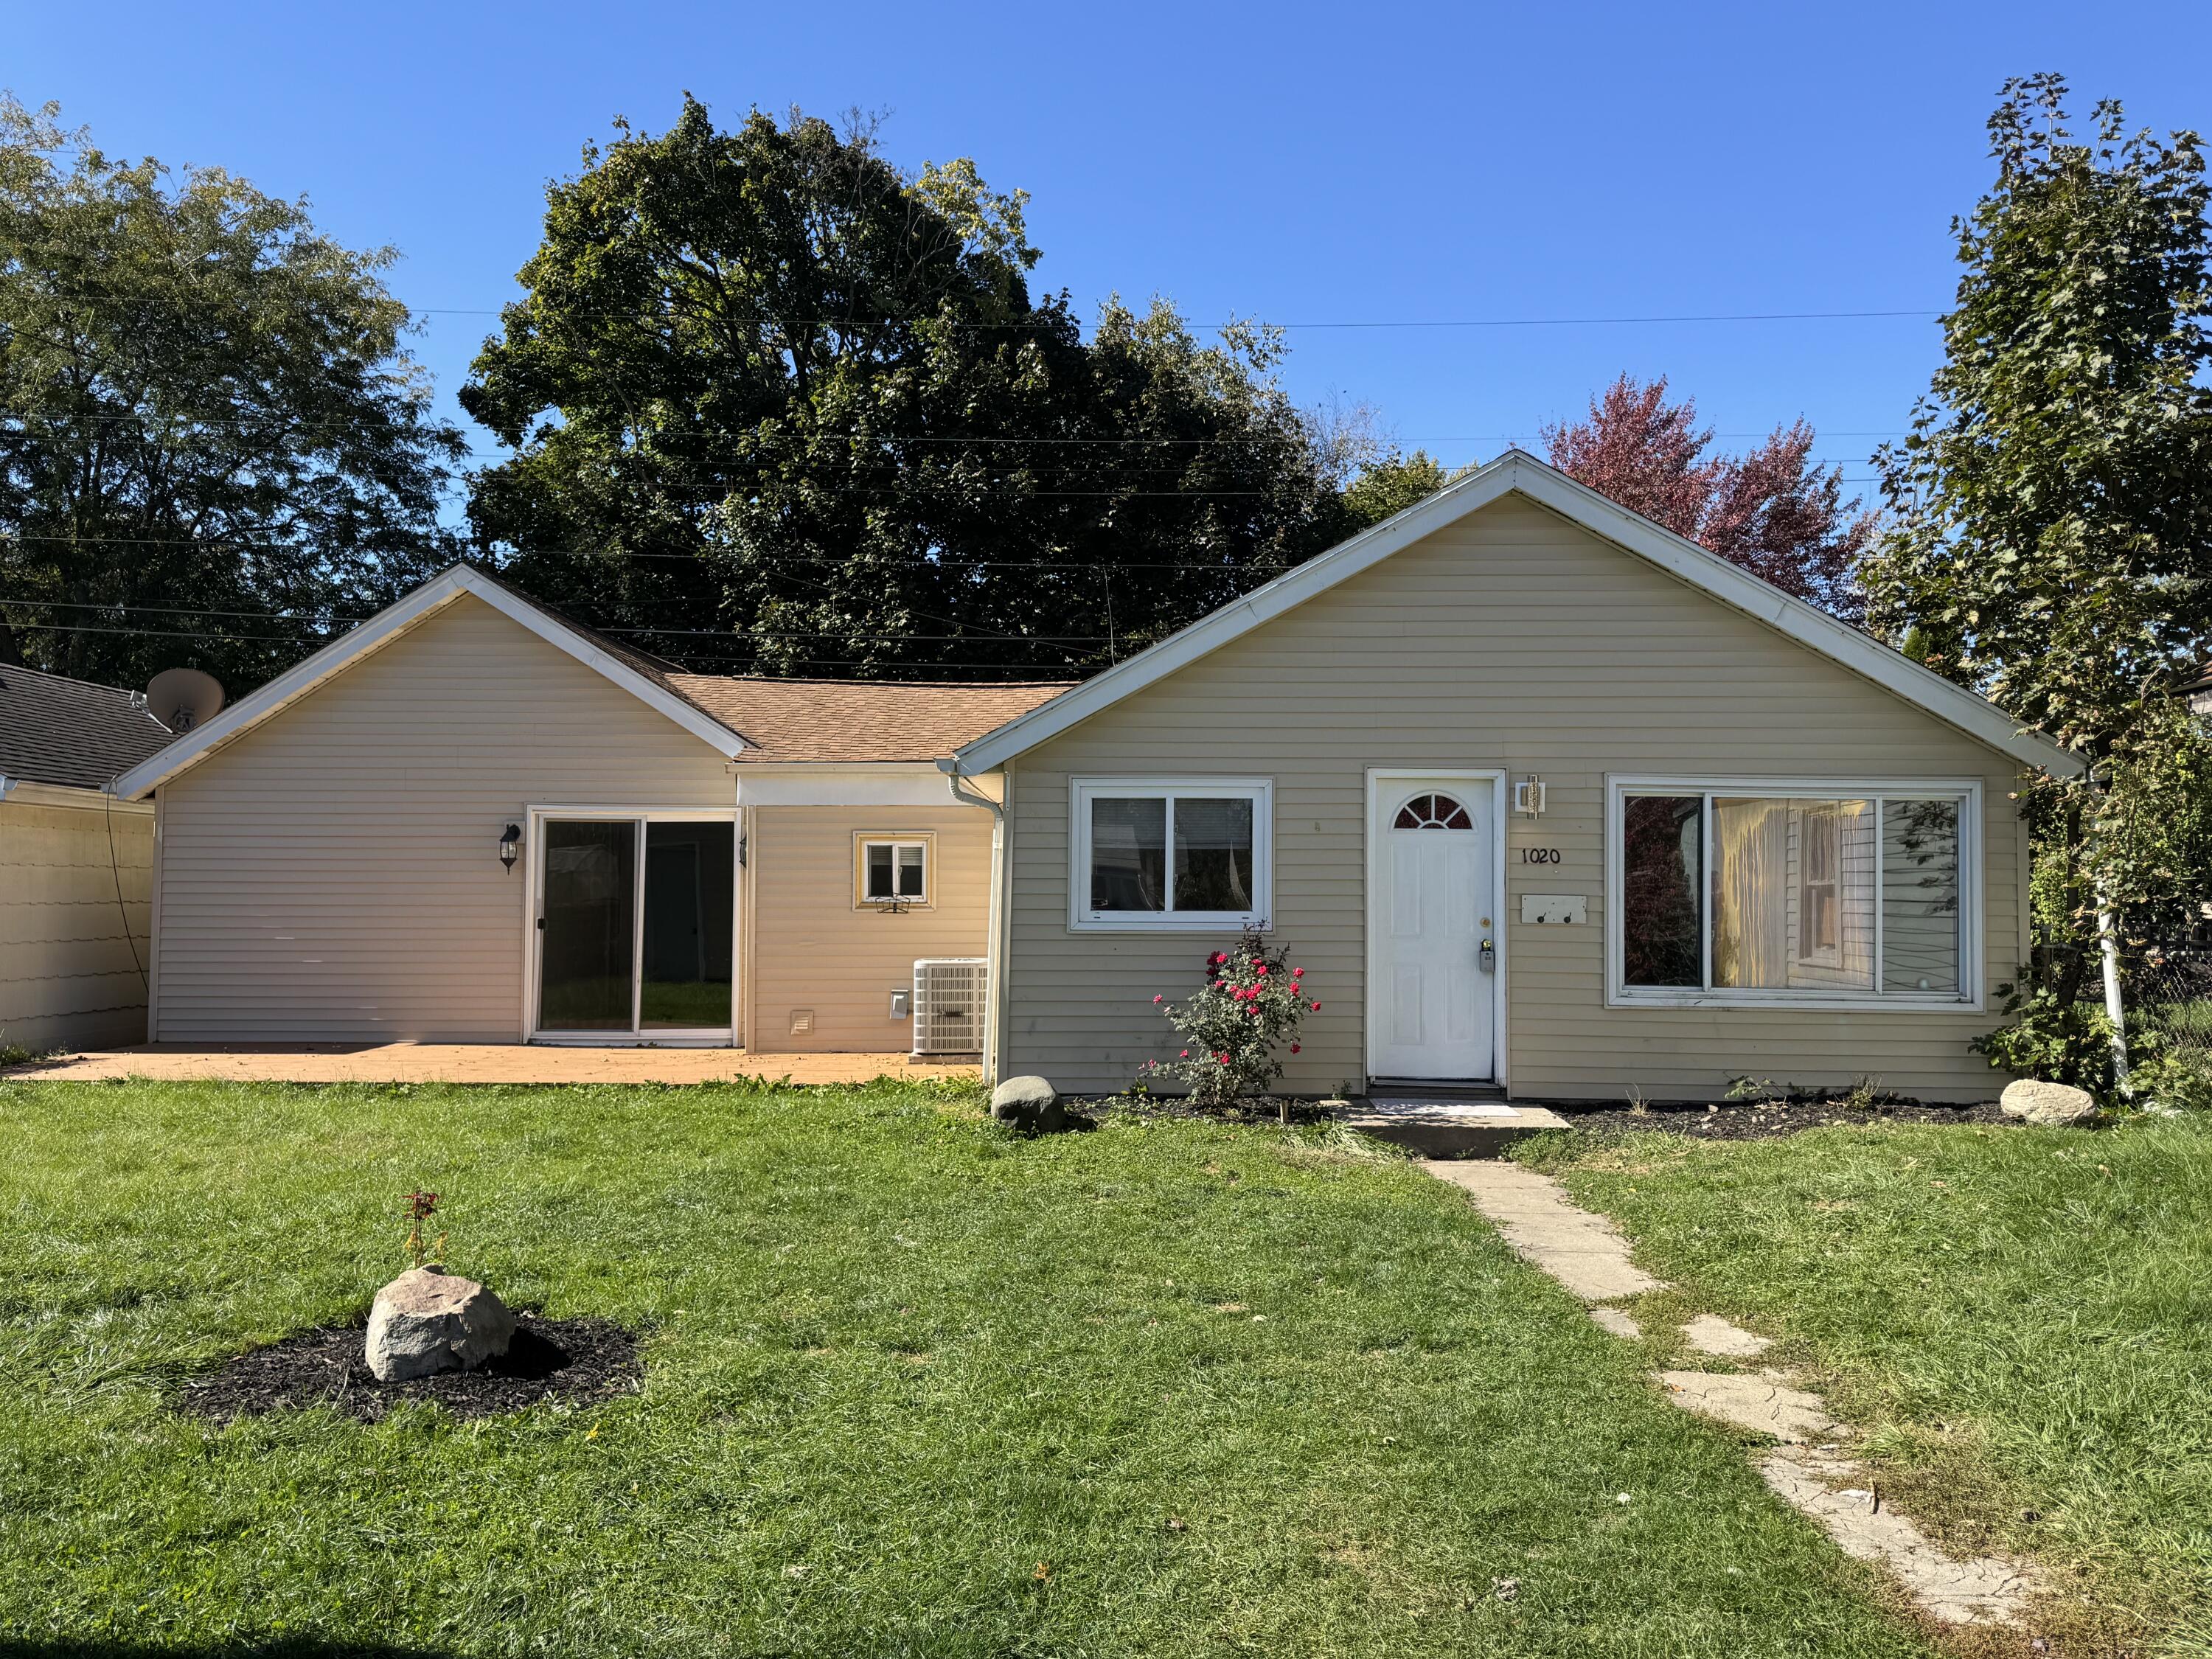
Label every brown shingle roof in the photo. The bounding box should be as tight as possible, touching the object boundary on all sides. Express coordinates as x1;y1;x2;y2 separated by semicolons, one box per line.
667;675;1077;763
0;664;176;790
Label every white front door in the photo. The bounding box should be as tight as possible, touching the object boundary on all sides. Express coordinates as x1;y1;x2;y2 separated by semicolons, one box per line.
1369;776;1498;1080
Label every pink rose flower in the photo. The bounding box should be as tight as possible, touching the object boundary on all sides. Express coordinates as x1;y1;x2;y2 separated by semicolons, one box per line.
1153;994;1164;1004
1290;1043;1301;1054
1310;1001;1321;1012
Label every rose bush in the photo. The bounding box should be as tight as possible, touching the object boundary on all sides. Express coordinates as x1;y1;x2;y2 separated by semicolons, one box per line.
1141;930;1311;1110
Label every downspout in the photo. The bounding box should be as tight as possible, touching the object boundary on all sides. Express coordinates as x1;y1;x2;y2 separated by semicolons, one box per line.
939;757;1006;1085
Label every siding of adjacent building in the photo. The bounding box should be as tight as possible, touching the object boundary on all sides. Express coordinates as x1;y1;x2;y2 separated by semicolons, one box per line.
745;807;993;1052
0;790;153;1051
998;493;2026;1102
153;596;733;1042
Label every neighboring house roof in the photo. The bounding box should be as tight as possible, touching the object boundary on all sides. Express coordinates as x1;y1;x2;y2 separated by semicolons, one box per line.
114;563;1079;799
951;449;2086;778
0;663;175;791
668;675;1076;763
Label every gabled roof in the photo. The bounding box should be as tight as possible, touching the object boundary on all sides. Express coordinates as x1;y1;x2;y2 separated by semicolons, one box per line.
116;565;753;799
950;450;2084;778
0;663;175;791
112;563;1081;798
669;675;1075;763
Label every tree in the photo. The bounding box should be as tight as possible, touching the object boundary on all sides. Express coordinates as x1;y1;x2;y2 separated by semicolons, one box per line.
1342;448;1456;529
0;97;462;689
1540;375;1875;621
463;99;1352;676
1859;74;2212;1099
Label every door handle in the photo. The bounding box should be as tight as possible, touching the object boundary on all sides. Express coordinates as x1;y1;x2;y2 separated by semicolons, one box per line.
1478;939;1495;973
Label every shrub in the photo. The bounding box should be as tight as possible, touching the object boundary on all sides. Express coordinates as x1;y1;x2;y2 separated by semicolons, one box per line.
1142;931;1312;1110
1974;980;2212;1111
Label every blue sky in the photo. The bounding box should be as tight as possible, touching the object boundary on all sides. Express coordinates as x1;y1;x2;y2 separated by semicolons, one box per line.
12;0;2211;507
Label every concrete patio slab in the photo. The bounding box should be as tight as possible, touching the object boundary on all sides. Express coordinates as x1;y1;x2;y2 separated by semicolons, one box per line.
1680;1313;1774;1359
1351;1099;1569;1158
1659;1370;1835;1442
2;1043;978;1087
1422;1158;1665;1299
1761;1449;2039;1626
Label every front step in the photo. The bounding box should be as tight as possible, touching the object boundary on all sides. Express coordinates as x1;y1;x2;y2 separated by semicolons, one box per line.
1338;1096;1569;1158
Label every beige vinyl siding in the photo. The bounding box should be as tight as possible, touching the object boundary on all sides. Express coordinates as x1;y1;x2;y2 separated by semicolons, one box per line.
0;790;152;1050
1001;493;2023;1102
153;596;731;1042
747;806;992;1051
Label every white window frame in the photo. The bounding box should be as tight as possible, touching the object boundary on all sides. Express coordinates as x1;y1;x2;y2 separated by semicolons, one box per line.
855;834;933;908
1069;777;1273;933
1604;776;1982;1012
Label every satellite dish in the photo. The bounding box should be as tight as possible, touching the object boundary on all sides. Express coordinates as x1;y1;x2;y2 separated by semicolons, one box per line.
146;667;225;733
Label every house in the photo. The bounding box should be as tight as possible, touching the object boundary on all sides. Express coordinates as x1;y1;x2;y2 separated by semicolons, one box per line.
114;452;2080;1100
111;568;1069;1054
1;664;175;1050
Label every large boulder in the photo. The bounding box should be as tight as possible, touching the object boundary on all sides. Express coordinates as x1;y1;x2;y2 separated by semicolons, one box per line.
990;1074;1065;1132
366;1267;517;1381
1999;1079;2101;1127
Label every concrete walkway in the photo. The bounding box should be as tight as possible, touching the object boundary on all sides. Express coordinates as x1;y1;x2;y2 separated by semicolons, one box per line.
3;1043;978;1086
1424;1157;2040;1630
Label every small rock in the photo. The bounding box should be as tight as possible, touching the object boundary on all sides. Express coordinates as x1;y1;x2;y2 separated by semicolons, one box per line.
1999;1079;2099;1127
990;1074;1065;1132
365;1267;517;1381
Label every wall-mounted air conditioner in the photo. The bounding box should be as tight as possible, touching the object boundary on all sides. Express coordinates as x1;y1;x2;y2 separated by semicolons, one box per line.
911;957;987;1057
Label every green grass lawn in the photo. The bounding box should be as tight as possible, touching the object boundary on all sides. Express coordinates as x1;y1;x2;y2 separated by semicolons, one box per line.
1522;1116;2212;1658
0;1079;1944;1658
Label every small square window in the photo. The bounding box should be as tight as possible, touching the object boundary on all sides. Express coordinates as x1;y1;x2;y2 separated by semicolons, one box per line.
857;837;931;907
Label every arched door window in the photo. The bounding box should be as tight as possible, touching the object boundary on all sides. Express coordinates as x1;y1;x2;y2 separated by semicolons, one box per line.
1393;793;1473;830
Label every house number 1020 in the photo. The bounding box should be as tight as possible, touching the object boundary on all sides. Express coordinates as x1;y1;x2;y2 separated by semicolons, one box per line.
1520;847;1562;864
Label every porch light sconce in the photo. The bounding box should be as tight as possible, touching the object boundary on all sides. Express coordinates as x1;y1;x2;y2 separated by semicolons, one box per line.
499;823;523;872
1514;775;1547;815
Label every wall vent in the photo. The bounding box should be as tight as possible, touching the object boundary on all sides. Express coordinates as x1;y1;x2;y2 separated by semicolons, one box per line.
788;1008;814;1036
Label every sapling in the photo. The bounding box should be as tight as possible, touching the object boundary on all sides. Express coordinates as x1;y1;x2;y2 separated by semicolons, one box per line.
401;1190;446;1270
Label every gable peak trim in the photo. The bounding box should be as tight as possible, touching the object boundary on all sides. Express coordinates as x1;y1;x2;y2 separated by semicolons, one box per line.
114;565;748;799
950;450;2081;778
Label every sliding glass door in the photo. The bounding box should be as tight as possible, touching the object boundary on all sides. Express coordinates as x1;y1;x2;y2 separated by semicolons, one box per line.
536;815;735;1037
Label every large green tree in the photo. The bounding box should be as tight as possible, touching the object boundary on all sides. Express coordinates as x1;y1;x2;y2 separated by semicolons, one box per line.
1860;75;2212;1093
0;98;463;689
462;100;1353;675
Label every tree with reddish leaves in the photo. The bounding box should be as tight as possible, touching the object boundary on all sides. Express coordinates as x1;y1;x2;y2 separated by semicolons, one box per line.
1540;375;1874;623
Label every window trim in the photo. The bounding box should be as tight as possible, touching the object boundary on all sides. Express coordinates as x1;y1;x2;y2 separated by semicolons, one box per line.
1068;777;1273;932
853;832;935;910
1604;776;1982;1012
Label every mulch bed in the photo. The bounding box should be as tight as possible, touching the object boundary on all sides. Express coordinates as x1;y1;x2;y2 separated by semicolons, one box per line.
1545;1097;2011;1140
1077;1092;2010;1141
177;1312;642;1424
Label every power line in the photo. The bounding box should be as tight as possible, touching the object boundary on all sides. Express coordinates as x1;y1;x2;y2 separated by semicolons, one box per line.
19;277;1945;331
405;305;1944;330
0;617;1102;667
0;410;1911;444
